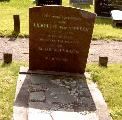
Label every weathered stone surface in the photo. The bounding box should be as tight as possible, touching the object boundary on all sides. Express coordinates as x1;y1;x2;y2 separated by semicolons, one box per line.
28;74;96;112
45;81;77;106
29;6;96;74
30;91;45;102
29;84;48;92
13;68;112;120
30;75;52;85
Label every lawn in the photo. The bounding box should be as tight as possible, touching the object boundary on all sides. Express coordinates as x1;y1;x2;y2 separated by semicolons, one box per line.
0;62;122;120
86;64;122;120
0;0;122;40
0;61;28;120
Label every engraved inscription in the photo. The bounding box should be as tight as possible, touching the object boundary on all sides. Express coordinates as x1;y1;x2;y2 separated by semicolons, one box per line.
33;22;89;32
38;47;79;54
45;57;68;62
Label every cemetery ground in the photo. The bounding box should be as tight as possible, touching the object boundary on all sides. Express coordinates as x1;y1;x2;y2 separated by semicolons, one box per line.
0;38;121;120
0;1;122;120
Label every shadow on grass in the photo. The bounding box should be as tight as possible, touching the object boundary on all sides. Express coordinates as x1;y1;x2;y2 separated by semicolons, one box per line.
8;31;19;41
1;62;11;67
114;23;122;29
95;17;112;25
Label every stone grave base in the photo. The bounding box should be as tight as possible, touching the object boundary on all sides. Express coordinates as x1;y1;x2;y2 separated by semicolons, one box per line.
13;67;112;120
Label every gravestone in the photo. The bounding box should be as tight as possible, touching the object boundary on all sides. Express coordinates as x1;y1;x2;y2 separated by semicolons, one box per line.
111;0;122;10
70;0;93;4
29;6;96;74
36;0;62;6
95;0;111;17
111;10;122;27
95;0;122;17
13;6;112;120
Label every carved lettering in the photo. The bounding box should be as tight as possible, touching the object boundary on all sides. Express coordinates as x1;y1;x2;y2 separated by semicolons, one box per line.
33;22;89;32
45;56;68;62
39;38;79;44
38;47;79;54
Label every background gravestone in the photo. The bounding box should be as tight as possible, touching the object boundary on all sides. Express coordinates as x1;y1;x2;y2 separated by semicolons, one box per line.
95;0;111;17
70;0;93;4
36;0;62;6
29;6;96;74
95;0;122;17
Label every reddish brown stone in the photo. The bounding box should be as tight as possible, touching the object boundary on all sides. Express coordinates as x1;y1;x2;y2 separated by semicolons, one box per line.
29;6;96;74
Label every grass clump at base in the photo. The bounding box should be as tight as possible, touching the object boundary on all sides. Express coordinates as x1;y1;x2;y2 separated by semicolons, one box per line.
86;64;122;120
0;61;28;120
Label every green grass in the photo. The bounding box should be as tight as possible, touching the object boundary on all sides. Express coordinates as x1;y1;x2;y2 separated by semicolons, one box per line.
0;61;28;120
0;0;122;40
86;64;122;120
0;62;122;120
0;0;34;37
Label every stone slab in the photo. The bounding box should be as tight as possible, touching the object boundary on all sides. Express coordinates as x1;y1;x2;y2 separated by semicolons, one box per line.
111;10;122;20
13;67;112;120
19;66;86;77
13;74;30;120
111;10;122;27
51;111;98;120
28;108;52;120
88;83;112;120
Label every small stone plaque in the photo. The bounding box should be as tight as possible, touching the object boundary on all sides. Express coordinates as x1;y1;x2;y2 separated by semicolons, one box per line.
29;6;96;73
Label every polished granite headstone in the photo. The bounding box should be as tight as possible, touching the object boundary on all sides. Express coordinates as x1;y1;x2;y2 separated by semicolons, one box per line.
29;6;96;74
